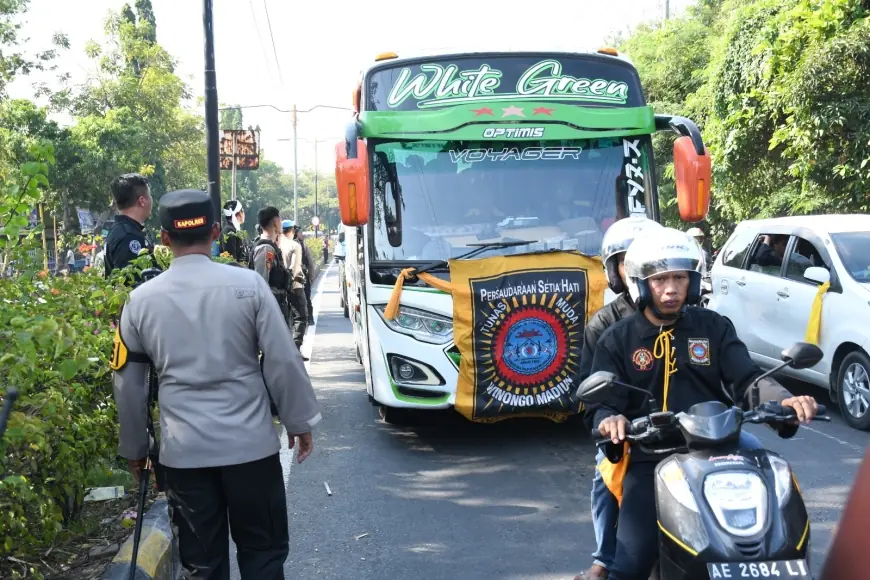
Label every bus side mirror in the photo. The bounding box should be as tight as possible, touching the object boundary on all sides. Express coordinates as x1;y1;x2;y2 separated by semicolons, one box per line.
335;138;370;226
673;136;711;223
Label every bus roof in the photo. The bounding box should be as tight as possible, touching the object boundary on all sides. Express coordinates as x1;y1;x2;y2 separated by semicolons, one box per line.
357;48;635;80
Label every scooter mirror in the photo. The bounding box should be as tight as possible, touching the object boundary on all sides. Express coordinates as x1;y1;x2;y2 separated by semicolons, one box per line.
781;342;824;370
574;371;617;403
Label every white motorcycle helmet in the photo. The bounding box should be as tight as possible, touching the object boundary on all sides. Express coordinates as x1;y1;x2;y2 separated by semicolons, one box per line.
600;217;665;294
624;227;704;315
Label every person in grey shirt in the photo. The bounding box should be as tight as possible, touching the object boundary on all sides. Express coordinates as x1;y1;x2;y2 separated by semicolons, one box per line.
112;189;321;580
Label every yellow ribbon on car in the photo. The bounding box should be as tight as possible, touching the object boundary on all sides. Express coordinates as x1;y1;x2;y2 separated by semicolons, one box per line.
384;268;455;320
804;281;830;345
598;329;679;506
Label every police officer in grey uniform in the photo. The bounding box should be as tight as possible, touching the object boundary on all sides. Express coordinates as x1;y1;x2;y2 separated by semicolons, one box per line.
112;189;321;580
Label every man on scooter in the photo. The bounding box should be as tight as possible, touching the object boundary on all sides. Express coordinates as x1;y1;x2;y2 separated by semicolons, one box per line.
575;216;664;580
584;227;820;580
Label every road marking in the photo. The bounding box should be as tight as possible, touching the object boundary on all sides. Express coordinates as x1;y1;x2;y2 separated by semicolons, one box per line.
278;262;336;486
802;424;866;454
301;260;335;364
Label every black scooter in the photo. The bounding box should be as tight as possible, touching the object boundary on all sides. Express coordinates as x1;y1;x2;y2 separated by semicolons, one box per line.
576;342;830;580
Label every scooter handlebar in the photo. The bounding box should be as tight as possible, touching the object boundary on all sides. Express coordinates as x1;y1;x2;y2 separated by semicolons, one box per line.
591;402;831;447
777;402;830;422
590;416;650;444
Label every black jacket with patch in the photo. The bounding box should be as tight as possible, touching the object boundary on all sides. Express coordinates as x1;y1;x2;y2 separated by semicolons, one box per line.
104;214;155;281
587;307;793;460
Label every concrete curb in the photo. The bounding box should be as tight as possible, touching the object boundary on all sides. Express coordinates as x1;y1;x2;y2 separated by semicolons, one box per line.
102;496;179;580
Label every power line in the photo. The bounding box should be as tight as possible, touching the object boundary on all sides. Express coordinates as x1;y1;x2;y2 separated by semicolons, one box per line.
261;0;284;86
248;0;273;77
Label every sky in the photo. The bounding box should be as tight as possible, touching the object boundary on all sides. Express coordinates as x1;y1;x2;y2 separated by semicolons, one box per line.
8;0;695;176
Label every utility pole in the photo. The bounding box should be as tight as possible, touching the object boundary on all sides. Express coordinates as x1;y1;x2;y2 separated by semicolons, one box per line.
292;103;298;223
665;0;670;20
230;131;238;201
203;0;221;224
314;140;318;238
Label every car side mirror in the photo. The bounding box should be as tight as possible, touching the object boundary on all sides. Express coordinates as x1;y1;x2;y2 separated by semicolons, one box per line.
803;266;830;286
781;342;824;370
574;371;617;403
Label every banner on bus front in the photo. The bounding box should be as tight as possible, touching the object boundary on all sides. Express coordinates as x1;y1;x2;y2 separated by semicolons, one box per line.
450;251;607;423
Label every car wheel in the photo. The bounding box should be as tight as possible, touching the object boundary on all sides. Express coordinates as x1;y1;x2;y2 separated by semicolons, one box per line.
836;350;870;430
343;299;350;318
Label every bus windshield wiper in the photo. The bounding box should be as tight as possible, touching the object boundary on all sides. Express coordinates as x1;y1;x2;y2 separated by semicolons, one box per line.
415;240;535;275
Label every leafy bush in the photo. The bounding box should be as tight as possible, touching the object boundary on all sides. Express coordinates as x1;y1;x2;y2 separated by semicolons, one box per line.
304;236;323;265
0;143;132;567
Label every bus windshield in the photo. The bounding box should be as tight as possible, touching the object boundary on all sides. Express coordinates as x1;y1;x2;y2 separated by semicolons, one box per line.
369;137;653;261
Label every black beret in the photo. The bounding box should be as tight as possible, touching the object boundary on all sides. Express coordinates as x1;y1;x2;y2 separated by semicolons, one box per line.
159;189;215;235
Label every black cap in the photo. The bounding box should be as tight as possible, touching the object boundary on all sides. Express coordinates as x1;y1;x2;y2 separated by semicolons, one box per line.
159;189;215;236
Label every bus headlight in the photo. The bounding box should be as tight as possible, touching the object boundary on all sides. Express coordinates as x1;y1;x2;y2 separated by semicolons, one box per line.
374;305;454;344
703;471;768;537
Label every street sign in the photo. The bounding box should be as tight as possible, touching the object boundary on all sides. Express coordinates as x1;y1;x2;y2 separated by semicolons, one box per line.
219;129;260;170
311;216;320;226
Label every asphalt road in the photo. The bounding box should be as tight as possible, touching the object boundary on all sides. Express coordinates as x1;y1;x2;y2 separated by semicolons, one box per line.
230;264;869;580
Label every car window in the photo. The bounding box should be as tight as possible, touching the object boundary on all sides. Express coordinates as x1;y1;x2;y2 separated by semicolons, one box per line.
746;233;788;277
831;232;870;283
785;236;828;284
720;228;756;269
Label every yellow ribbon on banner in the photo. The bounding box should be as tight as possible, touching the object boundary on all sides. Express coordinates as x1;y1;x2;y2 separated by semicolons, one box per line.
384;268;455;320
804;281;830;345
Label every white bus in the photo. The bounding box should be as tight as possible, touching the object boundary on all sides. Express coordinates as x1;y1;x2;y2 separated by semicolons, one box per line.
335;50;711;423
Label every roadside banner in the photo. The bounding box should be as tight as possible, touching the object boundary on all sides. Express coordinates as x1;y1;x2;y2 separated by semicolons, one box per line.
450;251;607;423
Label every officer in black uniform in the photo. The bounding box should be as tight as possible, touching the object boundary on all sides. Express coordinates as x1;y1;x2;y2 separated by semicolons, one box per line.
220;199;249;263
104;173;155;278
584;227;820;580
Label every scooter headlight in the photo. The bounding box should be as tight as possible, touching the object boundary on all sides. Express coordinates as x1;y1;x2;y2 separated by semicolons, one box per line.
659;458;699;513
703;471;768;537
769;455;793;504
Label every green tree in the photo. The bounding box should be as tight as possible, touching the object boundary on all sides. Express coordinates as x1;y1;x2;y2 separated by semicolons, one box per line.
619;0;870;245
54;2;204;230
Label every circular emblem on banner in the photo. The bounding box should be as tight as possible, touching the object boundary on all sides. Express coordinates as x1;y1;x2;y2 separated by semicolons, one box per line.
493;306;568;386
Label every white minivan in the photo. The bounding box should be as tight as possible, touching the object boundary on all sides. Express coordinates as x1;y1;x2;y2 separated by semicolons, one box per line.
707;215;870;430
